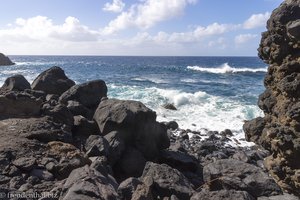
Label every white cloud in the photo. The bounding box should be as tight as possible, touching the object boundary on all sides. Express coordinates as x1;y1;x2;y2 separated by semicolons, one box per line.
103;0;197;34
243;12;270;29
235;34;257;44
0;16;100;42
103;0;125;13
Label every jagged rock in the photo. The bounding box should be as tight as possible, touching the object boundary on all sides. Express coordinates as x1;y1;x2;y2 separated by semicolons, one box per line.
94;98;170;159
67;100;93;119
203;159;282;198
191;190;255;200
72;115;99;137
244;0;300;195
104;130;126;166
59;80;107;110
30;168;54;181
140;162;194;200
118;177;143;200
31;66;75;95
85;135;109;157
61;165;119;200
165;121;179;130
1;75;31;92
42;104;74;126
0;53;14;66
258;193;300;200
162;103;177;110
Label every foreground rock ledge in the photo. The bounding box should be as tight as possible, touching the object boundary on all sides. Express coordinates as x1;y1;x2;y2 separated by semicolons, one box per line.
244;0;300;196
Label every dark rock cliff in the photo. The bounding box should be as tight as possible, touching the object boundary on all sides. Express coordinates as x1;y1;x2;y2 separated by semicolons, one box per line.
244;0;300;196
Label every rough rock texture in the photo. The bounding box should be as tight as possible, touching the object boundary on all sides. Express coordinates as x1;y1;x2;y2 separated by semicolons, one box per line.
32;66;75;95
243;0;300;196
94;98;170;160
59;80;107;111
1;75;31;92
0;53;14;66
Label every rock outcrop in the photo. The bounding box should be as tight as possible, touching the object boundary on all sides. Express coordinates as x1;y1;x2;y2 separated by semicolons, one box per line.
0;53;14;66
244;0;300;196
31;66;75;95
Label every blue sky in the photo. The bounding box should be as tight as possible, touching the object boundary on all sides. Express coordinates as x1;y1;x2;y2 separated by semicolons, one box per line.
0;0;283;56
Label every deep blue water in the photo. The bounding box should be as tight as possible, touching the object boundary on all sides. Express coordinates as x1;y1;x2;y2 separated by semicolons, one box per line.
0;56;267;143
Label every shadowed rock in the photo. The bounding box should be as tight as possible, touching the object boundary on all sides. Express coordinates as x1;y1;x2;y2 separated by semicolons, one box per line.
0;53;14;66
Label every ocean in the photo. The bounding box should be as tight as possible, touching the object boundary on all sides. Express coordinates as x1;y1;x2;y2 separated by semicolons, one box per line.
1;56;267;146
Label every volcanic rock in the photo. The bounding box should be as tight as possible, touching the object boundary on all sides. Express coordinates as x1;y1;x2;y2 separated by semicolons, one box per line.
1;75;31;92
244;0;300;195
59;80;107;110
0;53;14;66
31;66;75;95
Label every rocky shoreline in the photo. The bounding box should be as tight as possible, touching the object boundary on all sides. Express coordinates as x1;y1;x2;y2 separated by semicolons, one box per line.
0;66;298;200
0;0;300;199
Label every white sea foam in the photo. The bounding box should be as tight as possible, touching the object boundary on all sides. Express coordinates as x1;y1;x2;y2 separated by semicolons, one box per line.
131;77;169;84
187;63;268;74
108;84;263;147
181;78;198;83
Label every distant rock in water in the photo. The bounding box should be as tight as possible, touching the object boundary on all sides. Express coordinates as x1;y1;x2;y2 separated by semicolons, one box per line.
244;0;300;196
0;53;15;66
162;103;177;110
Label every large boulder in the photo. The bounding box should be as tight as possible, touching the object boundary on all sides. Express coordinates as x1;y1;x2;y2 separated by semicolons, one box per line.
1;75;31;92
31;66;75;95
59;80;107;110
203;159;282;198
0;53;14;66
244;0;300;195
93;98;170;159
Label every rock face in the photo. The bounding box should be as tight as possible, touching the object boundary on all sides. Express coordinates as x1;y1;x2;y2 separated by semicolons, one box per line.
1;75;31;92
31;66;75;95
94;98;170;160
0;53;14;66
243;0;300;196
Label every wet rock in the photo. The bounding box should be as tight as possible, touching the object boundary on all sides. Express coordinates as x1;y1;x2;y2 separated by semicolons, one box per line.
1;75;31;92
166;121;179;130
32;66;75;95
162;103;177;110
59;80;107;110
203;159;282;198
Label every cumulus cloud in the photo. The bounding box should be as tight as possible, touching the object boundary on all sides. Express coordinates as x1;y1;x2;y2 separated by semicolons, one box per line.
0;16;100;42
103;0;125;13
103;0;197;34
235;34;257;44
243;12;270;29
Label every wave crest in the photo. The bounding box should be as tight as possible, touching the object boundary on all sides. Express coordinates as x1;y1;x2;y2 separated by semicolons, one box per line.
187;63;267;74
